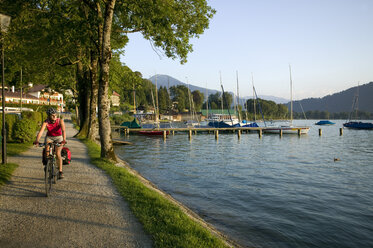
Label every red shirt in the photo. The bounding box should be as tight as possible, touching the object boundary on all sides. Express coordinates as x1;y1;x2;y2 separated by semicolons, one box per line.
46;118;62;137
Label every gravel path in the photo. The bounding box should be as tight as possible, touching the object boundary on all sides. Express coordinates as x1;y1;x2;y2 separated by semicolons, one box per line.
0;121;153;248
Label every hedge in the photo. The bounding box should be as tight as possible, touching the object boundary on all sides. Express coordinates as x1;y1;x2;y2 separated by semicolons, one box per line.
21;111;45;125
0;114;21;142
12;118;38;143
0;111;44;143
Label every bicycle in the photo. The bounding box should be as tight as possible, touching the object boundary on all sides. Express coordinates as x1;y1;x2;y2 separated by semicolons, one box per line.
39;142;64;197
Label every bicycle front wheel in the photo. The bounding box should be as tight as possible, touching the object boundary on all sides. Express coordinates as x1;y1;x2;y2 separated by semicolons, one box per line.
45;159;53;197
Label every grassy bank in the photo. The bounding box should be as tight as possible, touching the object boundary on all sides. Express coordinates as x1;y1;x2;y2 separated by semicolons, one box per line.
81;138;231;248
0;142;33;186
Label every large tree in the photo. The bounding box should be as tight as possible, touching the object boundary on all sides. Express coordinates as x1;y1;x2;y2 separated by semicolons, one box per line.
95;0;215;160
2;0;215;161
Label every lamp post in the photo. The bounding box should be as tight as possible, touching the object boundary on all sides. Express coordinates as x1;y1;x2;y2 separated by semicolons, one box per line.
1;13;11;164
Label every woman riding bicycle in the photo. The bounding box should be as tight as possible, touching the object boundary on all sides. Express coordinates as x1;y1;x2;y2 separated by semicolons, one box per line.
34;108;66;179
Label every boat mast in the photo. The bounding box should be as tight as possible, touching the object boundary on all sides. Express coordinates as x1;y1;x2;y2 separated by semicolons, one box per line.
155;74;159;125
236;71;241;122
289;65;293;125
150;86;156;122
205;83;208;120
219;71;223;115
133;83;136;114
167;76;171;114
355;82;360;120
220;73;234;126
186;77;193;122
253;85;267;127
252;73;256;121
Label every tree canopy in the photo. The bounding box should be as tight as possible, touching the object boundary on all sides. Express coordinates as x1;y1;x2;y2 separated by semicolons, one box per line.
1;0;215;160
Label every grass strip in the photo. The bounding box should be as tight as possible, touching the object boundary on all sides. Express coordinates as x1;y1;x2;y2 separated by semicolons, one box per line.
7;142;33;156
0;163;18;186
81;138;230;248
0;142;32;186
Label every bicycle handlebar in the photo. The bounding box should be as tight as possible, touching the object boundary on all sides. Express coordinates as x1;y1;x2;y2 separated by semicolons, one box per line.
37;141;66;147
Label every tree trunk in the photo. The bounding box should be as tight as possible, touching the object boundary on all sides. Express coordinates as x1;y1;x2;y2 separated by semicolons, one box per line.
87;2;103;142
76;59;91;138
98;0;117;161
76;60;86;132
79;70;91;137
87;50;99;141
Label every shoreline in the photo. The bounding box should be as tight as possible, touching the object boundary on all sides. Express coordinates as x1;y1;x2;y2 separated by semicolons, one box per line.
114;157;242;248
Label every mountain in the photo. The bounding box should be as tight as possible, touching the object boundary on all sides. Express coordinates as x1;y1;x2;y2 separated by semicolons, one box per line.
253;95;289;104
149;74;220;95
148;74;289;104
291;82;373;113
149;75;373;113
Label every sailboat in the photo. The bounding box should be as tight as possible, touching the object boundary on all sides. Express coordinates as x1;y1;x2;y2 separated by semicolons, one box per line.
184;78;200;127
138;75;170;136
343;84;373;129
264;66;310;134
241;73;259;127
207;72;240;128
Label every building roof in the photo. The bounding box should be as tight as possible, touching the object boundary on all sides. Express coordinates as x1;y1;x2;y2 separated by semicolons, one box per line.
3;91;39;100
28;84;47;93
112;91;120;97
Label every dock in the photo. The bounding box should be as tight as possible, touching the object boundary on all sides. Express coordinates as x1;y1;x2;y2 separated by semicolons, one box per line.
112;126;309;139
113;126;263;133
111;126;345;140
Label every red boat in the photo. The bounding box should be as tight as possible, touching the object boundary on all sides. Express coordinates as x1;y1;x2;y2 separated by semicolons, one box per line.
138;130;169;136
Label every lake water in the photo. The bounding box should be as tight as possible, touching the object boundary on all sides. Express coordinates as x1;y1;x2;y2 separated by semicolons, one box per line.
114;120;373;248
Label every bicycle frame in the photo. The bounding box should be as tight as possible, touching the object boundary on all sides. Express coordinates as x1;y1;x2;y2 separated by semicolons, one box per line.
42;142;61;196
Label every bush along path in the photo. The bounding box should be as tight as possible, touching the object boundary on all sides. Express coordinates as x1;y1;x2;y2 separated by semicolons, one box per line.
0;121;152;248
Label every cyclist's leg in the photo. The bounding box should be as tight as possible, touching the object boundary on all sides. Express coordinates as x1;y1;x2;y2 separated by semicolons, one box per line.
44;136;52;164
56;145;63;173
52;135;64;178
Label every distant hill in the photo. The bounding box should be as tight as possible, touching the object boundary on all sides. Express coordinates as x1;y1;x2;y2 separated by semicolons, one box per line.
291;82;373;113
149;74;220;95
148;74;289;104
149;75;373;113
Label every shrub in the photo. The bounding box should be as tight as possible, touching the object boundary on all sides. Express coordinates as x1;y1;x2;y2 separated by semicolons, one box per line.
21;111;43;125
6;114;20;142
12;119;38;143
0;114;21;142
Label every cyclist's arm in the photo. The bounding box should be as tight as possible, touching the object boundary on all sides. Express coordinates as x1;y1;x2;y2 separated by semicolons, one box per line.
35;122;47;144
60;119;66;143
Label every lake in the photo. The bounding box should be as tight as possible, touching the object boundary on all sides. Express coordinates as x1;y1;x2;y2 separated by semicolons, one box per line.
114;120;373;248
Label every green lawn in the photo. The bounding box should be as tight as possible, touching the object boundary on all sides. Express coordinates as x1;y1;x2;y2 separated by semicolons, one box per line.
7;142;33;156
81;138;232;248
0;162;18;186
0;142;33;186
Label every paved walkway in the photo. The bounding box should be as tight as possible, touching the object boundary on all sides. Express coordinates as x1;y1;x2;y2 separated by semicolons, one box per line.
0;121;152;248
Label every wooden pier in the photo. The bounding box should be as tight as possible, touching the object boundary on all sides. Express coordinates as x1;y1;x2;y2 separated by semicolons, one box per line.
111;125;309;138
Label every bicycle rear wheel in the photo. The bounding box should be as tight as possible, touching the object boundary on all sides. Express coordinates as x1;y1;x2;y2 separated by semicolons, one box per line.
45;159;53;196
52;163;57;184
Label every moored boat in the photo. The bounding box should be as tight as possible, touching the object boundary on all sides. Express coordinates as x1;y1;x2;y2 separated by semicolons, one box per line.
207;114;240;128
315;120;335;125
263;125;310;134
343;121;373;130
138;130;170;136
241;121;259;128
263;65;310;135
343;84;373;130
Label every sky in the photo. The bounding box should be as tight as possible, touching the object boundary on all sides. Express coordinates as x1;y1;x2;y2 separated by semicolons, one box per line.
120;0;373;100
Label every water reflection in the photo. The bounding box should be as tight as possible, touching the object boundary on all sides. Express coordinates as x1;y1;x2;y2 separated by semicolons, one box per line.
115;120;373;248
